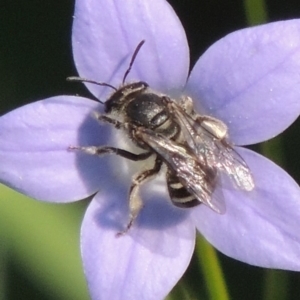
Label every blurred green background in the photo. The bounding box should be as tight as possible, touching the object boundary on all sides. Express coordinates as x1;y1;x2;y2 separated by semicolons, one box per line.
0;0;300;299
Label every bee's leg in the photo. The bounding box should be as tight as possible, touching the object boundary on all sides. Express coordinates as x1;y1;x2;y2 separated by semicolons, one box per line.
95;113;139;132
117;156;163;237
94;113;124;130
68;145;152;161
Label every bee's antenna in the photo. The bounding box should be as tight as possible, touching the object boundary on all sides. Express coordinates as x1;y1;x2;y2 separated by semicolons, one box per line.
122;40;145;84
67;76;117;91
67;76;118;104
67;40;145;99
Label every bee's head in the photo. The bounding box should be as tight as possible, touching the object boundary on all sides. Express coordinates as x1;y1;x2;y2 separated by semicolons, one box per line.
104;81;149;113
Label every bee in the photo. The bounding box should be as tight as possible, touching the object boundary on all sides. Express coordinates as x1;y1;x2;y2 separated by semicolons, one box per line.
68;41;254;235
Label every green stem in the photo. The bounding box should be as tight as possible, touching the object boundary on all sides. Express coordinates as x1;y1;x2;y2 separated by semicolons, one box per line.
166;282;194;300
196;235;230;300
260;137;286;167
0;243;6;300
263;270;289;300
243;0;268;25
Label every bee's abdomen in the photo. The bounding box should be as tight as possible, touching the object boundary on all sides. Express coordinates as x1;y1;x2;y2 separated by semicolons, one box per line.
166;169;200;208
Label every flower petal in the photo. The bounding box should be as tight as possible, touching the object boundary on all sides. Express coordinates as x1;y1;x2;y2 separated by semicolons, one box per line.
192;148;300;270
81;190;195;300
186;20;300;145
72;0;189;99
0;96;108;202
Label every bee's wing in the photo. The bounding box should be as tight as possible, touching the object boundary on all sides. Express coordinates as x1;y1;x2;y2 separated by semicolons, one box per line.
170;101;254;191
212;141;254;191
135;127;225;214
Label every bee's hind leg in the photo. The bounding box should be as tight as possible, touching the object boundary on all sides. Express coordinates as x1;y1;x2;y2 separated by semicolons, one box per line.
68;145;152;161
117;156;163;237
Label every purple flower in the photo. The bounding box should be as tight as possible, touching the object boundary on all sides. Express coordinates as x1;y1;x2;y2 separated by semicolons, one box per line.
1;0;300;299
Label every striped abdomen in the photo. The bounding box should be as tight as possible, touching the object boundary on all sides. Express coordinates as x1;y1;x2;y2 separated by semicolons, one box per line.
166;169;200;208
